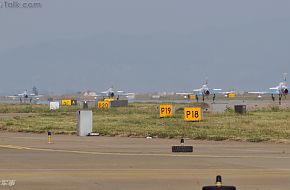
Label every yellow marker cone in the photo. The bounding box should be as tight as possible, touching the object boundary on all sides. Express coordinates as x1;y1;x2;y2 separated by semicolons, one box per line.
215;175;222;187
48;131;52;144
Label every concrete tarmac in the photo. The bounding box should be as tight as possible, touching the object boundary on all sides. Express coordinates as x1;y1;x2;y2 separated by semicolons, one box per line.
0;132;290;190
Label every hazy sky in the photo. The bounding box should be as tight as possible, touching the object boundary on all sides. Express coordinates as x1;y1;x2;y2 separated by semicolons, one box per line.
1;0;290;94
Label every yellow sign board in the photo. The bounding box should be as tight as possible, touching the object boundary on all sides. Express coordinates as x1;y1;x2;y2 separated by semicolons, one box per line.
104;98;114;102
71;100;78;105
189;95;196;100
61;99;77;106
159;104;173;118
61;100;72;106
98;101;110;109
184;107;202;121
228;93;236;98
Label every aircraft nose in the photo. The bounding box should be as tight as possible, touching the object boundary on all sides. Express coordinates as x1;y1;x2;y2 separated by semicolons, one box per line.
205;90;210;95
283;88;288;95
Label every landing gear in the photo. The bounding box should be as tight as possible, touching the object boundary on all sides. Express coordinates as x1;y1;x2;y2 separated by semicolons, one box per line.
213;94;216;102
271;94;275;102
202;95;205;102
196;95;199;103
272;94;283;105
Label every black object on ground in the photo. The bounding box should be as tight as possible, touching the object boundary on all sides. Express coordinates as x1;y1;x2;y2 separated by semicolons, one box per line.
234;105;246;114
202;175;236;190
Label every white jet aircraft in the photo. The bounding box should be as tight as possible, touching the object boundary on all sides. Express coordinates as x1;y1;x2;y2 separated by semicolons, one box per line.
248;73;288;105
97;87;134;99
7;90;43;103
176;80;222;102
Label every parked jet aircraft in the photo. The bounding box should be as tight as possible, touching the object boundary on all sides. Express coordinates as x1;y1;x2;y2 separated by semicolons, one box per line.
97;87;133;100
248;73;288;105
176;80;222;102
7;89;43;103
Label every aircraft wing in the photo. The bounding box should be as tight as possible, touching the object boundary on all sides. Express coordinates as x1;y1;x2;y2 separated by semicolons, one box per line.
176;92;194;95
269;87;279;90
100;90;109;94
219;91;234;94
209;88;222;94
97;92;109;96
193;88;202;92
32;95;43;98
96;90;130;97
248;90;281;95
115;91;128;96
212;88;222;91
248;91;270;94
28;93;42;97
6;95;18;98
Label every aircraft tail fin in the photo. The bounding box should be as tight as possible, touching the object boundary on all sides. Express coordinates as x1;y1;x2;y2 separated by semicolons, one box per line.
283;73;287;82
205;77;208;85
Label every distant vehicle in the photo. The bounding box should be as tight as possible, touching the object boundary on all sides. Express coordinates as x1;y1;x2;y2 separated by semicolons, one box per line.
176;79;222;102
97;87;134;100
248;73;288;105
7;89;43;103
220;90;237;98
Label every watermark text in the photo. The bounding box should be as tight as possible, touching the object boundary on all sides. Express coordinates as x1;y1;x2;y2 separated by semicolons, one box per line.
0;1;42;9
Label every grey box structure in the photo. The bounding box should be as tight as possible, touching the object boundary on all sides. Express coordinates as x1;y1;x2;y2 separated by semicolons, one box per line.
80;101;96;109
110;100;128;107
76;110;93;136
210;103;228;113
234;105;246;114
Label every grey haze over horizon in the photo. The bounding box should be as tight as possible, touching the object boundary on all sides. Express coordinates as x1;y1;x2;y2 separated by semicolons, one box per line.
0;0;290;95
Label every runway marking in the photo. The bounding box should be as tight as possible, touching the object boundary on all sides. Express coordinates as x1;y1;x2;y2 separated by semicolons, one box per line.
1;169;290;179
1;168;290;172
1;169;290;177
1;144;290;159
